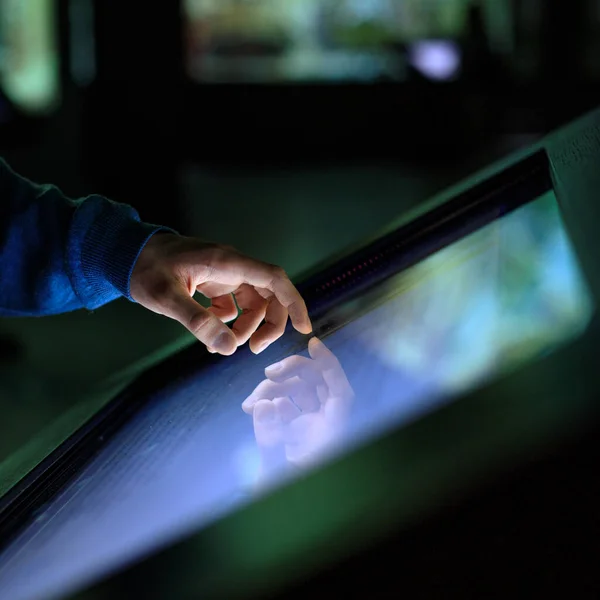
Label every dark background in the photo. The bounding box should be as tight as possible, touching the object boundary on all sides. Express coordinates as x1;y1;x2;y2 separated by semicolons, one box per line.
0;0;599;470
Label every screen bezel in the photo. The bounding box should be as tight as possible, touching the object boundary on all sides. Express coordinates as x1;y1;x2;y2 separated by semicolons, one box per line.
2;109;600;599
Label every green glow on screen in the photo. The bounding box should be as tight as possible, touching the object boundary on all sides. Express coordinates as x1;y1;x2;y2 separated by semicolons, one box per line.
352;189;594;394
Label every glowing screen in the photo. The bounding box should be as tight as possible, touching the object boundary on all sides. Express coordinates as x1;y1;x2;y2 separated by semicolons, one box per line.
0;188;593;600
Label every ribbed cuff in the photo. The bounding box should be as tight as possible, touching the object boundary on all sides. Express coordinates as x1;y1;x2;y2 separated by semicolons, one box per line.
82;218;171;301
67;196;175;309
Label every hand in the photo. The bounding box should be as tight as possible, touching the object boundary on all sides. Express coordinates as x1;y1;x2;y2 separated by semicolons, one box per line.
130;234;312;355
242;337;354;473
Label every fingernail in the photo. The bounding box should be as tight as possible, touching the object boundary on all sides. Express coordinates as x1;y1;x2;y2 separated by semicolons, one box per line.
254;342;268;354
266;362;282;373
214;332;235;354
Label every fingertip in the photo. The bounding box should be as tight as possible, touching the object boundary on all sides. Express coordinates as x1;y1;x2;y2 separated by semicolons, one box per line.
308;335;329;358
264;361;282;376
294;321;313;336
308;336;322;349
241;398;255;414
250;340;269;355
213;331;237;355
288;307;312;335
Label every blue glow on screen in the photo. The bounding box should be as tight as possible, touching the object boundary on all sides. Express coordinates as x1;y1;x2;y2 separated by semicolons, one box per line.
0;190;593;600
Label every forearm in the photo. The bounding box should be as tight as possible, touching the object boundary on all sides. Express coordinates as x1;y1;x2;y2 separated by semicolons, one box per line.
0;158;167;316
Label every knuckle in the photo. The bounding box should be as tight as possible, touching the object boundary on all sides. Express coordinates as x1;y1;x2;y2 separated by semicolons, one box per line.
188;311;214;335
206;246;231;269
270;265;287;279
195;248;224;282
267;265;288;290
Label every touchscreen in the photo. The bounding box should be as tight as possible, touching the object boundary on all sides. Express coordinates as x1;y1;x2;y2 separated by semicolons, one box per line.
0;189;594;600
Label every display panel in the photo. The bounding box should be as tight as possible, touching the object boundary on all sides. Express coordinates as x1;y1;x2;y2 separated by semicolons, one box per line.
183;0;471;83
0;188;594;600
0;0;60;115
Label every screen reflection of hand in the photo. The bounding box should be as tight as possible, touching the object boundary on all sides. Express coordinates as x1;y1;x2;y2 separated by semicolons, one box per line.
242;337;354;477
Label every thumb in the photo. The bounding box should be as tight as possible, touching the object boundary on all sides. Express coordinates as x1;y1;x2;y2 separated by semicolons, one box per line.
156;284;237;355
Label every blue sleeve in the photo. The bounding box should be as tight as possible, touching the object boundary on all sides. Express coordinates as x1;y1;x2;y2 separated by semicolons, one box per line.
0;158;170;317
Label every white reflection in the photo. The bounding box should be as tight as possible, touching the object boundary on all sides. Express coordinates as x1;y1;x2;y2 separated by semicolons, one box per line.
242;337;354;482
409;40;461;80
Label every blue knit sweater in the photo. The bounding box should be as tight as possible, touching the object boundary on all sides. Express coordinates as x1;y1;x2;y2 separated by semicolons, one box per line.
0;158;167;317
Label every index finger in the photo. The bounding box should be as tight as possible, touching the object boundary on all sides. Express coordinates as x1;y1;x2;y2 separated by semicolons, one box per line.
207;251;312;335
308;337;354;401
252;265;312;335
